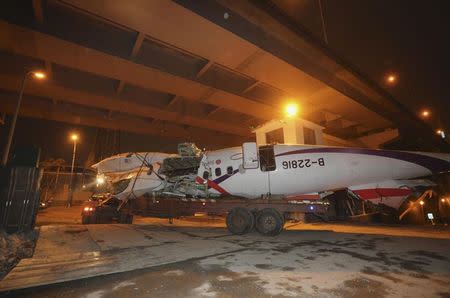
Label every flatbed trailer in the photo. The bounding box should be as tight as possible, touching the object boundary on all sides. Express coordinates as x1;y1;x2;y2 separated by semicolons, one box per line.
125;196;330;236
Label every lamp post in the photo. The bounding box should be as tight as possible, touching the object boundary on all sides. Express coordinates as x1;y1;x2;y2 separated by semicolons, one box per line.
419;200;425;224
67;133;79;207
1;70;46;166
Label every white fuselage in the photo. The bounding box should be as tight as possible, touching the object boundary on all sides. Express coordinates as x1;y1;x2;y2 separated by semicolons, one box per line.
92;152;176;174
94;144;450;210
92;152;174;201
108;163;168;201
195;144;450;208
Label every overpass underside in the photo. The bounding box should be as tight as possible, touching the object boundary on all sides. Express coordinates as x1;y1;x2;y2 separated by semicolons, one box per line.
0;0;444;150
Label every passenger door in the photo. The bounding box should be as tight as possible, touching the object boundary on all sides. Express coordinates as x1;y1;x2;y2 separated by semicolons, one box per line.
234;143;270;197
259;145;276;195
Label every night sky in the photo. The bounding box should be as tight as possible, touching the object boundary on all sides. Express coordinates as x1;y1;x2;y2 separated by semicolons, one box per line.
0;117;181;167
0;0;449;165
319;0;449;131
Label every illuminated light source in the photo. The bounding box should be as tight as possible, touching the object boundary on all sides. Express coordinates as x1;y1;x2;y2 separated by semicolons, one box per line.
419;200;424;206
1;69;47;166
96;175;105;185
83;206;90;211
441;198;446;203
386;74;397;84
67;132;79;206
421;110;430;118
436;129;446;139
32;71;46;79
284;103;299;118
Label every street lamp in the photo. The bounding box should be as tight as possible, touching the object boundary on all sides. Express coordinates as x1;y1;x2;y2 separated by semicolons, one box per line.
420;109;430;118
284;103;299;119
436;129;445;139
385;73;397;85
1;70;46;166
67;133;79;207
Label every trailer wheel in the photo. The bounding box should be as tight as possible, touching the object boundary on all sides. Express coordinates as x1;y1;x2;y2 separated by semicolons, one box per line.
256;208;284;236
226;207;254;235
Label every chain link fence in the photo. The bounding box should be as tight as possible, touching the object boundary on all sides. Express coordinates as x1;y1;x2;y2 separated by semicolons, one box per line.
39;166;97;206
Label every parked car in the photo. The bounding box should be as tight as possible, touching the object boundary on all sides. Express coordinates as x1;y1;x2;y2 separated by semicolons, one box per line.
38;199;52;211
81;195;133;224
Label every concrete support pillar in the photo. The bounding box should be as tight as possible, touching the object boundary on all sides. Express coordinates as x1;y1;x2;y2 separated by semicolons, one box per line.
253;118;325;145
255;131;267;145
283;119;298;144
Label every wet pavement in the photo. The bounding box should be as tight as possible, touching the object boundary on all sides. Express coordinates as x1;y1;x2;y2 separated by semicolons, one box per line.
1;207;449;297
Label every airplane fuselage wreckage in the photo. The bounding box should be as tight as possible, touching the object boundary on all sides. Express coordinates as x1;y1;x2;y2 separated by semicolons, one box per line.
92;143;450;235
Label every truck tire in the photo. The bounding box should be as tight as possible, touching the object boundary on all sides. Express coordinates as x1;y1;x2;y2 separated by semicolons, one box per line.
255;208;284;236
226;207;254;235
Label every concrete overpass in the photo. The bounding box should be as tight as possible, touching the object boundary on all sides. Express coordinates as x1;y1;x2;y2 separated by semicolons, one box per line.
0;0;446;150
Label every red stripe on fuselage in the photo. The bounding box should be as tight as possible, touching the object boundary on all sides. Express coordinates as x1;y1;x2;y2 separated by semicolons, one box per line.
353;188;412;200
195;176;230;195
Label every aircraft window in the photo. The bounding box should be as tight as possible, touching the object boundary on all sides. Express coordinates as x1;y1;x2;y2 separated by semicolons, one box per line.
202;171;209;179
215;168;222;177
227;166;233;175
259;145;276;172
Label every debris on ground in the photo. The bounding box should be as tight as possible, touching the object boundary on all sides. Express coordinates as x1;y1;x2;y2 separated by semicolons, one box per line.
0;230;38;279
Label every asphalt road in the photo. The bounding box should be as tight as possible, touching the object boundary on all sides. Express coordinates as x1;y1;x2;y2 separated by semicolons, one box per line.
2;207;449;297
